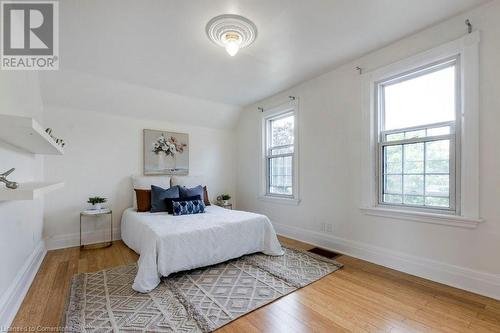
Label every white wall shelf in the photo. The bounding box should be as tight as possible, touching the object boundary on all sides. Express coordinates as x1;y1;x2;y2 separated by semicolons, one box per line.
0;114;64;155
0;182;64;201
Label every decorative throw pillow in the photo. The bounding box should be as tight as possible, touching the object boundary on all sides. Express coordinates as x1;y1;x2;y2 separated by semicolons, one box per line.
171;196;205;216
134;189;151;212
171;195;201;203
150;185;180;213
179;185;204;201
203;186;211;206
132;175;170;209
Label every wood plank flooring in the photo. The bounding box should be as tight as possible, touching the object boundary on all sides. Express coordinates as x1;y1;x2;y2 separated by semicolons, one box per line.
11;236;500;332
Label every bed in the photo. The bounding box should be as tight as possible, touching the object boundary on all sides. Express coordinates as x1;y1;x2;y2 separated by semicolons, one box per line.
121;205;284;292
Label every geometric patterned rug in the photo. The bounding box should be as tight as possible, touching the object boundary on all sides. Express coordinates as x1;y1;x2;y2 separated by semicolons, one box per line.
62;247;343;332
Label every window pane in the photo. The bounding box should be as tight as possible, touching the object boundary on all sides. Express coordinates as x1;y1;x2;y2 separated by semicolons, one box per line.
384;145;402;174
386;133;404;142
383;65;456;130
270;114;294;147
404;143;424;174
425;197;450;208
384;175;402;194
269;156;293;195
425;175;449;197
270;146;293;156
382;140;451;208
385;126;452;142
384;194;402;204
405;130;426;140
425;140;449;173
404;175;424;196
427;126;450;137
404;195;424;206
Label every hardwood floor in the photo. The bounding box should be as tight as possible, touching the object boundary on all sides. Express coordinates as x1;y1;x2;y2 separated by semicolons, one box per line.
11;236;500;332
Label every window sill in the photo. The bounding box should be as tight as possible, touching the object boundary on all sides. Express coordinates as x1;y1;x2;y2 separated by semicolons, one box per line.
258;195;301;206
360;206;483;229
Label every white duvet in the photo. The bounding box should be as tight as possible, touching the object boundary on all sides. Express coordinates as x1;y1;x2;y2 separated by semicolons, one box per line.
121;205;284;292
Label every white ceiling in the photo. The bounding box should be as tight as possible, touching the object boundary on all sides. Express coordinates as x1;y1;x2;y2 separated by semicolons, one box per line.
41;0;489;112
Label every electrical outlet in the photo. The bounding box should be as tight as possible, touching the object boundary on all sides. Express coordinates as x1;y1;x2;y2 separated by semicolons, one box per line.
320;222;333;233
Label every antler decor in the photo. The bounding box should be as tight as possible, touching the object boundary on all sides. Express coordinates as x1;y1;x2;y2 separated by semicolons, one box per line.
0;168;19;189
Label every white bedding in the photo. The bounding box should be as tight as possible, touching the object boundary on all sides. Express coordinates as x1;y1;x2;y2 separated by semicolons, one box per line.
121;205;284;292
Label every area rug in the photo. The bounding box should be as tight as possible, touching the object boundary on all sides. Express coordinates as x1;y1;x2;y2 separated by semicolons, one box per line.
62;247;342;332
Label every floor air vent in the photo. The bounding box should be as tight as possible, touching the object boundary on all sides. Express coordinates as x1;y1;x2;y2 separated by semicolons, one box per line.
307;247;340;259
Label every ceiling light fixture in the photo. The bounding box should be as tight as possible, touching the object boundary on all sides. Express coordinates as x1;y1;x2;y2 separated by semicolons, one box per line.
206;14;257;57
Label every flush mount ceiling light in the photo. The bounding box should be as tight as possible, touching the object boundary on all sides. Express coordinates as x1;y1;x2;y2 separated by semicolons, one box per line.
206;14;257;57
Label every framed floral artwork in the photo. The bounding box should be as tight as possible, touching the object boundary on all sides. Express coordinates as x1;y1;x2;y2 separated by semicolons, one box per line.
143;129;189;175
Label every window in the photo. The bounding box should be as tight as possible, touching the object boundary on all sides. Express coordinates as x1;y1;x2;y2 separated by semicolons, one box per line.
261;101;299;203
360;32;482;227
378;58;459;212
267;113;294;195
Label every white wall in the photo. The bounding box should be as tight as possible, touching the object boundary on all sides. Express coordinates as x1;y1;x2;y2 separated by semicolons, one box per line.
43;106;237;249
236;1;500;298
0;72;46;323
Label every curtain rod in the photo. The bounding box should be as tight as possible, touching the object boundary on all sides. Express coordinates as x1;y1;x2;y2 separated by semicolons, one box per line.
354;19;474;76
258;96;296;112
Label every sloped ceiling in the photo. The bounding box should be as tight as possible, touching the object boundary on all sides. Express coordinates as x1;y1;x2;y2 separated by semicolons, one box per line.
40;0;489;128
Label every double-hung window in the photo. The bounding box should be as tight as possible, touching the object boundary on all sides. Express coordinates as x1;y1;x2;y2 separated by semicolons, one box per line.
261;101;299;203
378;58;459;212
361;32;482;227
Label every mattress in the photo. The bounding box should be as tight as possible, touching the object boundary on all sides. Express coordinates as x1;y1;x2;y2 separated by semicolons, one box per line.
121;205;284;292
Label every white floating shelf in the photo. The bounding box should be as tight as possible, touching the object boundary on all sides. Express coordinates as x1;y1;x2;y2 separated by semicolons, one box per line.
0;114;64;155
0;182;64;201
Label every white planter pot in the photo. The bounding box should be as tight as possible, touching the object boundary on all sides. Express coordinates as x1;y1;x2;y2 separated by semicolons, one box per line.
92;203;102;210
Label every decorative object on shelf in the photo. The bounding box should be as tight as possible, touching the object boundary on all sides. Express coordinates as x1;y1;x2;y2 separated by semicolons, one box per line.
0;115;64;155
206;14;257;57
0;168;18;189
80;209;113;249
144;129;189;175
45;128;66;148
87;196;107;210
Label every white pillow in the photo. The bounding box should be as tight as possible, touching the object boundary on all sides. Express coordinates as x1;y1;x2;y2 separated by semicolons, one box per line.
171;175;205;188
131;175;171;209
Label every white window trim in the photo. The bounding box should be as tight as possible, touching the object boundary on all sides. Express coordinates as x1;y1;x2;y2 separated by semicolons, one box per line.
360;31;483;228
259;99;300;205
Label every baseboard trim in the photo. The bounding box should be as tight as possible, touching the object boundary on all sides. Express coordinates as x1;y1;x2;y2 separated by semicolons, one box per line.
0;240;47;329
273;222;500;300
45;228;122;250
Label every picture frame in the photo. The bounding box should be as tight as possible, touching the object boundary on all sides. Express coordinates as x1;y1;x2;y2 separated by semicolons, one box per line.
143;129;189;175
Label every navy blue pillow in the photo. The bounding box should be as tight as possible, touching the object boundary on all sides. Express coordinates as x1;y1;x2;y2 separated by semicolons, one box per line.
171;195;201;202
179;185;204;201
150;185;179;213
171;196;205;216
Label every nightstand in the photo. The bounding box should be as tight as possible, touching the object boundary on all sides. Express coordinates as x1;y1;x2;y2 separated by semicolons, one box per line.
80;209;113;249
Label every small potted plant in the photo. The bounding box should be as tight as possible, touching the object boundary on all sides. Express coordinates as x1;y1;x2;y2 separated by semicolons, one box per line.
220;194;231;206
87;196;107;210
